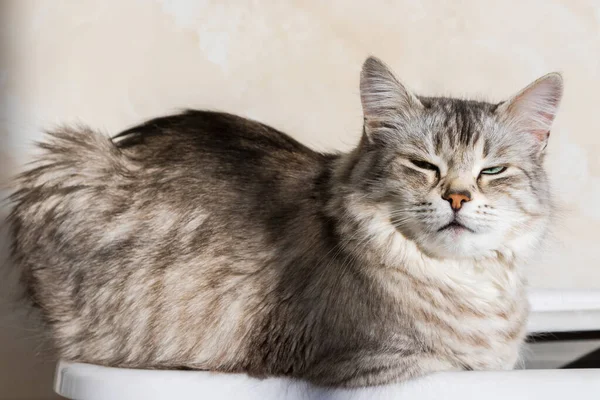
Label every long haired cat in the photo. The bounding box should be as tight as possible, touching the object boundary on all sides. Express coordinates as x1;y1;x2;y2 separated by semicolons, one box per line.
8;57;562;387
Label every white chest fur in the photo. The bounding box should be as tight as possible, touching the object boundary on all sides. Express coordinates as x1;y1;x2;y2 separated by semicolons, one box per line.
372;220;529;370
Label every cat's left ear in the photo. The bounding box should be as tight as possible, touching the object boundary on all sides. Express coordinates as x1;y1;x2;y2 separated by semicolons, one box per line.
496;73;563;149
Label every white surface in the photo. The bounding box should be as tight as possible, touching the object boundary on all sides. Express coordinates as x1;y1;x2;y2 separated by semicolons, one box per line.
529;290;600;312
55;361;600;400
528;289;600;333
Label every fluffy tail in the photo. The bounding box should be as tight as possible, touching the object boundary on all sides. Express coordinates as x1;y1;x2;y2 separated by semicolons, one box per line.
12;125;131;192
7;126;133;308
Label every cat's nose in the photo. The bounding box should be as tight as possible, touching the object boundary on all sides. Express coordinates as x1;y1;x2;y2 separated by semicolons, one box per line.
442;190;472;211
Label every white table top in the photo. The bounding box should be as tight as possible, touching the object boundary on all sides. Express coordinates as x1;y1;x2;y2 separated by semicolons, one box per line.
55;363;600;400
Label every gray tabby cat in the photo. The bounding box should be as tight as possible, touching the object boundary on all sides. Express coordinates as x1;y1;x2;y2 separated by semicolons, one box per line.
8;57;562;387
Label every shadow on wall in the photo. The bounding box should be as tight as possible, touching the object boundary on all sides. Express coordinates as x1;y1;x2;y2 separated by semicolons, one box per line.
0;4;60;400
0;217;59;400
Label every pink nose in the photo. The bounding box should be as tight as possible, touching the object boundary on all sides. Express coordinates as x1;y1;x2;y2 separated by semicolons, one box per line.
442;191;472;210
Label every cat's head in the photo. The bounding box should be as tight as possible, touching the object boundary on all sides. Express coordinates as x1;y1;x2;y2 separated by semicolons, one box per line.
350;57;563;260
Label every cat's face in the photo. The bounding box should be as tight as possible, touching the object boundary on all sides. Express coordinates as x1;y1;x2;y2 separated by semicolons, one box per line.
354;57;563;259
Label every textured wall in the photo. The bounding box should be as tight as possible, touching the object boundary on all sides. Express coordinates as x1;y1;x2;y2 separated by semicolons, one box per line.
0;1;599;398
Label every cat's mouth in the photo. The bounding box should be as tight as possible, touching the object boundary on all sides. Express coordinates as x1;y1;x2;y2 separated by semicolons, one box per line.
438;220;475;233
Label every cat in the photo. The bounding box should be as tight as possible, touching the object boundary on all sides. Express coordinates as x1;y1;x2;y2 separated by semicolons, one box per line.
8;57;563;387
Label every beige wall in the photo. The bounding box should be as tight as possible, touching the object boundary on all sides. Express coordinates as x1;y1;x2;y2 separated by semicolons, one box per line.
1;1;599;398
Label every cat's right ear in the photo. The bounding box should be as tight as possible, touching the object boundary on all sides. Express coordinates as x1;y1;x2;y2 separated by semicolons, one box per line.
495;73;563;149
360;57;423;138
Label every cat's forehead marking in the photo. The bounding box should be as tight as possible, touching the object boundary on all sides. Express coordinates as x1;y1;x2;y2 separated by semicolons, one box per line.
422;98;492;150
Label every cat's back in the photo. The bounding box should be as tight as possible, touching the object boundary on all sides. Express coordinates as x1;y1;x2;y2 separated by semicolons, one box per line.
113;110;326;179
106;110;336;230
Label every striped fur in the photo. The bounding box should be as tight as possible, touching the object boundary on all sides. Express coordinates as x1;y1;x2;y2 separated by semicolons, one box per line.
7;57;562;387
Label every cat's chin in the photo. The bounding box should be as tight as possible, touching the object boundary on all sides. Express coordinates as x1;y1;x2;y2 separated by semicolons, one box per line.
412;229;503;261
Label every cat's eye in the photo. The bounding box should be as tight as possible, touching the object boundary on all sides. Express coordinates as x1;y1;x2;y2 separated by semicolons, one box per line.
410;159;439;172
480;166;507;175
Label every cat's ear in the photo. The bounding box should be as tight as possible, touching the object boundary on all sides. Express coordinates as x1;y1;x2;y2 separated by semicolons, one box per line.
496;73;563;146
360;57;423;133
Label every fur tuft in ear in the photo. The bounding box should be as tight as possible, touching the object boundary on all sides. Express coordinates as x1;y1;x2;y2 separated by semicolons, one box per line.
496;73;563;143
360;57;422;126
